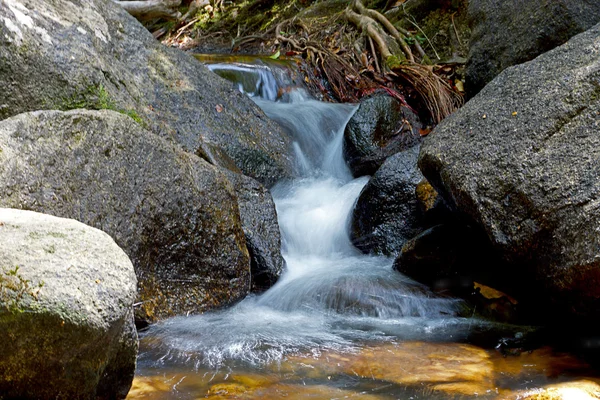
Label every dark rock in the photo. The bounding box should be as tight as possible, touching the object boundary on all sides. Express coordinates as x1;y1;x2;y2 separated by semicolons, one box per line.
223;171;284;292
420;23;600;324
415;178;453;225
351;145;424;256
393;223;499;295
395;222;521;323
344;95;421;177
0;0;293;187
467;0;600;96
0;110;250;322
0;208;137;399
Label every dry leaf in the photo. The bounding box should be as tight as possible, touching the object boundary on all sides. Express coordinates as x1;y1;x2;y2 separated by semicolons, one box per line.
215;104;223;113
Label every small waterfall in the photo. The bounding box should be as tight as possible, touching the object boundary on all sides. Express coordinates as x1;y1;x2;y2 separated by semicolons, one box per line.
139;60;466;370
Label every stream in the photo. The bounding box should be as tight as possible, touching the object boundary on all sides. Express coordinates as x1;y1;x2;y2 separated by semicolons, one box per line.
128;58;600;399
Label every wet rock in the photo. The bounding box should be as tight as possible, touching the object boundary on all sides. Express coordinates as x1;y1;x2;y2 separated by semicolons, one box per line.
343;94;421;177
0;110;250;322
351;145;424;256
0;0;293;187
223;171;284;292
420;23;600;324
415;178;453;224
394;223;504;295
467;0;600;96
0;209;137;399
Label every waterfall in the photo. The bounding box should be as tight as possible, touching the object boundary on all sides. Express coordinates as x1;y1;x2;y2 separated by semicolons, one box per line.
140;61;465;370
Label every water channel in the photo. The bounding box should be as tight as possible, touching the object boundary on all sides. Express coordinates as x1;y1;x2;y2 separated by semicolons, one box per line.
128;58;600;399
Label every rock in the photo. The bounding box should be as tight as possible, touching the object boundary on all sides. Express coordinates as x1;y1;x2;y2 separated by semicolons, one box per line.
0;208;137;399
415;178;453;224
419;24;600;324
467;0;600;96
351;145;424;256
222;171;284;292
0;0;293;187
394;224;477;293
343;95;421;177
0;109;250;321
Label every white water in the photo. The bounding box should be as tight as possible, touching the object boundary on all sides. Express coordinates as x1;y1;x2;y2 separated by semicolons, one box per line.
140;64;467;371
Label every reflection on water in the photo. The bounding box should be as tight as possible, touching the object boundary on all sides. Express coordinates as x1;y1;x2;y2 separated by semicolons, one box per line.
130;343;600;399
131;59;600;399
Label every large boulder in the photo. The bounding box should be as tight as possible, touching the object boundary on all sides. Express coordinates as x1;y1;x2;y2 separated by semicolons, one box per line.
344;95;421;177
0;208;137;399
419;24;600;323
0;109;250;321
467;0;600;96
0;0;293;187
351;145;424;256
223;171;284;292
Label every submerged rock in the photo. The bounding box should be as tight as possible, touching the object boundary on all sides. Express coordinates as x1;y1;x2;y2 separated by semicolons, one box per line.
351;145;424;256
0;110;250;321
0;0;293;186
467;0;600;96
0;209;137;399
506;380;600;400
282;342;495;397
420;23;600;324
343;94;421;177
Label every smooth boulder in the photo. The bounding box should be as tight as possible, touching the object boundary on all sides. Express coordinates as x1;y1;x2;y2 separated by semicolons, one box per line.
420;23;600;323
0;0;293;186
0;208;137;399
344;95;421;177
0;109;250;321
351;145;424;256
467;0;600;96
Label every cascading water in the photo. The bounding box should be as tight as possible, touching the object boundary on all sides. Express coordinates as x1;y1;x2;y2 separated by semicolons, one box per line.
138;61;468;374
130;59;600;400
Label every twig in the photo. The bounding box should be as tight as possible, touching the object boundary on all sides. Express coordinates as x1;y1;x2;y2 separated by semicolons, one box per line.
368;36;380;74
405;14;440;60
450;12;463;47
175;17;201;40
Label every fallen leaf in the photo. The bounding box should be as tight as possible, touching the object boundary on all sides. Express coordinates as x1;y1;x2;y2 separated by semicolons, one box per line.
419;128;432;136
512;111;518;116
215;104;223;113
269;50;280;60
455;79;464;92
482;114;487;119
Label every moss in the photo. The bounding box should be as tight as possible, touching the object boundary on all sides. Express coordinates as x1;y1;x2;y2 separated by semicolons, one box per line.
386;54;405;69
0;266;44;314
58;84;147;127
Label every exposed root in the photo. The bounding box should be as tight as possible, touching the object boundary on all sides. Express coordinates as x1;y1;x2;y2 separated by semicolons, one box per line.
392;64;462;123
161;0;465;124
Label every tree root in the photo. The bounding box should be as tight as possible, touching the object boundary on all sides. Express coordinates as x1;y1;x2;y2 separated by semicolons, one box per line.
392;64;462;124
344;0;461;123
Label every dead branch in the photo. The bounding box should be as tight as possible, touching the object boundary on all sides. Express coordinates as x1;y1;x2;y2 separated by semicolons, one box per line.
114;0;182;21
181;0;210;22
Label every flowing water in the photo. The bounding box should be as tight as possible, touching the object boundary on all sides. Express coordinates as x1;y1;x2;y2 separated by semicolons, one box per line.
130;59;600;399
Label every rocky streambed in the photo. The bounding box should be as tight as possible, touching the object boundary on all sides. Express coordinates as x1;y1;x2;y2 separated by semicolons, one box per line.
2;0;600;399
